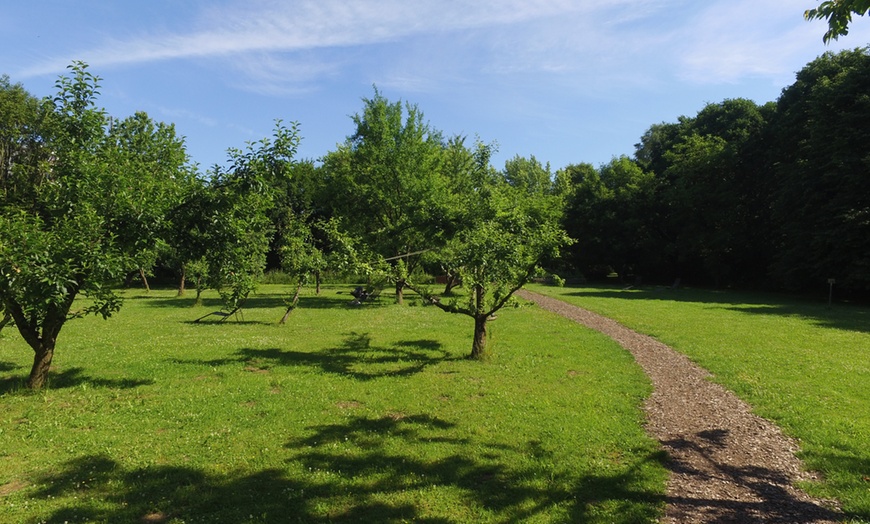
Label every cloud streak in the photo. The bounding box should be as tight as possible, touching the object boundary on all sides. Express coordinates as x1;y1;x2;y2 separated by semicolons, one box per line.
674;0;870;85
15;0;648;78
15;0;860;101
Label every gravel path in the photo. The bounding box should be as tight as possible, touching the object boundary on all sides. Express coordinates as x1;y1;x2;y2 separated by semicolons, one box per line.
517;289;843;523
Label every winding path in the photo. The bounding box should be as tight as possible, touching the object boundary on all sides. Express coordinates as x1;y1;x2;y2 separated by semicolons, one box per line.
517;289;842;523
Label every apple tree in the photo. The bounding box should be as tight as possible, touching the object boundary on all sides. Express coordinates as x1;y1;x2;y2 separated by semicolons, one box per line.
0;63;191;388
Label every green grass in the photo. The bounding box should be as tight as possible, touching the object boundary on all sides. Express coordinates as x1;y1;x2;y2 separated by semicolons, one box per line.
528;283;870;523
0;285;666;523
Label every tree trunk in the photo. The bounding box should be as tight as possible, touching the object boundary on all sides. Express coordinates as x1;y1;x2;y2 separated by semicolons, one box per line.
139;267;151;292
470;314;488;360
177;266;186;297
443;273;459;295
6;286;77;390
194;286;203;307
27;342;55;389
395;279;404;305
279;282;303;324
315;271;321;295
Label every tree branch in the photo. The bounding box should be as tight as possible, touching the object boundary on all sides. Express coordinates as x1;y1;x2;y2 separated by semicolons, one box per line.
403;280;473;318
485;263;538;317
5;299;41;350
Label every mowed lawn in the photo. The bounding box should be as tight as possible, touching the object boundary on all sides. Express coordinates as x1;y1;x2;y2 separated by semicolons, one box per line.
0;285;666;523
529;283;870;522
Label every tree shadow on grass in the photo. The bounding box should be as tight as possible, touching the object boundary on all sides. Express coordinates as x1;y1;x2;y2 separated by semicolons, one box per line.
0;360;22;372
46;367;155;390
799;449;870;521
0;376;26;395
28;454;429;523
26;413;665;523
558;286;870;335
283;413;665;523
0;361;26;395
140;291;365;312
720;303;870;335
171;333;459;381
239;333;459;381
0;366;153;395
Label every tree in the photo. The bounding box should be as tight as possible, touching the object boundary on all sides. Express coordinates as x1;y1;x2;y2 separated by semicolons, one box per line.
0;75;45;338
431;135;498;293
624;99;775;286
561;157;659;281
197;121;301;316
277;214;327;322
407;147;571;359
323;89;448;303
163;179;210;301
634;121;684;176
770;48;870;290
805;0;870;42
0;63;190;388
104;111;194;291
269;159;335;297
661;134;736;285
694;98;777;285
0;74;45;197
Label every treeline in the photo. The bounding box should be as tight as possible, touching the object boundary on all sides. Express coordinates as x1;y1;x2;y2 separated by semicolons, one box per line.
560;48;870;293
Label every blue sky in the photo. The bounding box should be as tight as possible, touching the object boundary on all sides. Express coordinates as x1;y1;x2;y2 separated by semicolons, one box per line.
3;1;869;172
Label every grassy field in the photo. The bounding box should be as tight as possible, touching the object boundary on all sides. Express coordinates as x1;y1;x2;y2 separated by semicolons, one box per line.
528;283;870;522
0;285;667;523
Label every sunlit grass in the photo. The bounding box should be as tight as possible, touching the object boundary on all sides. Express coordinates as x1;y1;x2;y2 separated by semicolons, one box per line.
528;283;870;523
1;285;666;523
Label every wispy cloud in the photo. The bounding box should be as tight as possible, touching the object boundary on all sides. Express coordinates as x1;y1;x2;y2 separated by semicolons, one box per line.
156;106;218;128
226;52;346;96
16;0;604;76
16;0;846;98
674;0;870;85
16;0;660;81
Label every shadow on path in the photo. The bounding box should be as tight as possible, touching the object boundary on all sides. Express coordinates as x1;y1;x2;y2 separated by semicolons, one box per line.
660;428;842;523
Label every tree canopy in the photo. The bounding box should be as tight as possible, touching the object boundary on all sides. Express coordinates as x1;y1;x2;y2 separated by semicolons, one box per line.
322;89;449;303
0;63;193;388
770;48;870;289
561;48;870;293
407;144;571;359
806;0;870;42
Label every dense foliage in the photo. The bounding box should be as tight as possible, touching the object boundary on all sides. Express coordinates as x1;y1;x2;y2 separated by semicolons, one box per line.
806;0;870;42
0;64;193;388
321;89;449;304
321;92;570;357
406;145;571;359
562;48;870;294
